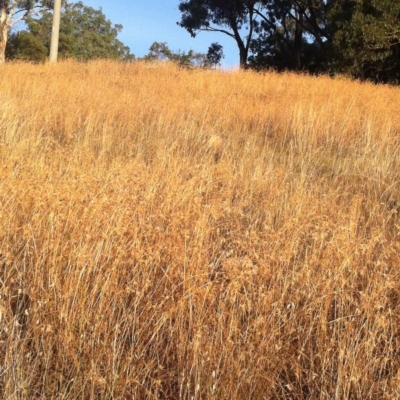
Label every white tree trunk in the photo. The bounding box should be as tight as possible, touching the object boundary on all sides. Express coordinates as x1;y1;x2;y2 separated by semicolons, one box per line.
49;0;62;62
0;6;8;63
0;1;16;64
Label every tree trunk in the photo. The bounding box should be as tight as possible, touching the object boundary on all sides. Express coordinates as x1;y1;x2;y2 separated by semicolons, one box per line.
0;4;9;64
0;1;16;64
235;34;248;69
230;21;248;69
49;0;62;62
294;7;303;70
239;46;247;69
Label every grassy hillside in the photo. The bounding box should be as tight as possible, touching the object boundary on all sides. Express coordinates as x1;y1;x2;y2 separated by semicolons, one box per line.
1;60;400;399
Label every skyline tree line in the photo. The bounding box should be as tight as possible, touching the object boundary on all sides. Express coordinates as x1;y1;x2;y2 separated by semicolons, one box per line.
178;0;400;84
1;0;399;84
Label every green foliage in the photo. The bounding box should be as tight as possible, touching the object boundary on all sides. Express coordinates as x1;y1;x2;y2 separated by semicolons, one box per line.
0;0;53;63
248;0;333;72
143;42;174;61
3;0;50;11
206;42;224;68
251;0;400;82
178;0;258;67
142;41;207;67
178;0;254;36
6;0;135;62
6;31;47;62
330;0;400;83
178;0;400;83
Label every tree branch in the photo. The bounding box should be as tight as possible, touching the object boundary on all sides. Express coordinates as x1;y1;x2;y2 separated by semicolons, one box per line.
253;8;292;48
200;26;235;39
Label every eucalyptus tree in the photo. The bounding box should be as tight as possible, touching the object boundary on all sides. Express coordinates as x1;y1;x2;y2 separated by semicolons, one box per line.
177;0;332;70
330;0;400;83
177;0;400;81
143;41;207;67
249;0;333;72
7;1;134;61
0;0;52;63
207;42;224;68
178;0;260;68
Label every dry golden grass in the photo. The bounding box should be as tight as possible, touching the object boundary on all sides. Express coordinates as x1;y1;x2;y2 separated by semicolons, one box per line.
1;60;400;399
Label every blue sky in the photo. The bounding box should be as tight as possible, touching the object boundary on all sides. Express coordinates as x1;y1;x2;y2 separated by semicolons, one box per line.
80;0;240;68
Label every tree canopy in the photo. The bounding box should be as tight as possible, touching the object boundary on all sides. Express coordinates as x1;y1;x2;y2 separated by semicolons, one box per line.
207;42;224;68
178;0;258;68
0;0;55;63
330;0;400;83
5;0;134;62
178;0;400;83
142;41;207;67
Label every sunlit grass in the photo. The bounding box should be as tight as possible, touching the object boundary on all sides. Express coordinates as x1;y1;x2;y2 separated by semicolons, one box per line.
1;60;400;399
